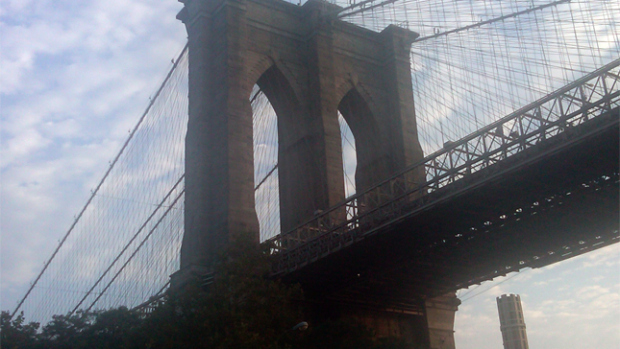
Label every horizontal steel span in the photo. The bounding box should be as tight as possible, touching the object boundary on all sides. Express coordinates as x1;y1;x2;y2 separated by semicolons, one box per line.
267;60;619;305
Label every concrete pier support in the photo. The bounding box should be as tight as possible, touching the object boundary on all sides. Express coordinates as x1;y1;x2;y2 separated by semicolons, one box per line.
306;293;459;348
426;294;460;349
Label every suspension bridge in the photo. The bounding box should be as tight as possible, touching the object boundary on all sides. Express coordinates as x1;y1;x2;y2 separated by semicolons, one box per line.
10;0;619;346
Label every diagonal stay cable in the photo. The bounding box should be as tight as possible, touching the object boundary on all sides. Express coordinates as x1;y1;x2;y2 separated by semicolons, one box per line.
413;0;570;43
255;163;278;191
68;175;185;316
131;281;170;311
85;188;185;313
125;85;269;308
86;86;267;311
10;44;189;320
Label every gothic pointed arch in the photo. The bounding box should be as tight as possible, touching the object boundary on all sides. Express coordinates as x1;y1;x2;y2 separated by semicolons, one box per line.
338;88;389;192
252;64;331;232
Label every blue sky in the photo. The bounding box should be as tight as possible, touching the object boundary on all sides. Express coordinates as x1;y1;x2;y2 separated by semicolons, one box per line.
1;0;618;347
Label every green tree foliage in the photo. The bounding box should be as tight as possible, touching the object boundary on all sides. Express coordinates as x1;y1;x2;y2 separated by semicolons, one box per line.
1;311;40;349
140;232;305;349
80;307;142;349
2;233;407;348
138;233;405;349
2;308;143;349
38;311;93;349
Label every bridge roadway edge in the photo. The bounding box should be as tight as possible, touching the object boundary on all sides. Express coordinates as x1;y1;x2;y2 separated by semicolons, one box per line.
276;107;618;346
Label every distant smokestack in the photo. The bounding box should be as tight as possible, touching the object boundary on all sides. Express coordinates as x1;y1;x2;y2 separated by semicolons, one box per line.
496;294;529;349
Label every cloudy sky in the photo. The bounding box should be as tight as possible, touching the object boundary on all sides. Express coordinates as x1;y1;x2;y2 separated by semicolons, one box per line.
1;0;618;347
1;0;187;313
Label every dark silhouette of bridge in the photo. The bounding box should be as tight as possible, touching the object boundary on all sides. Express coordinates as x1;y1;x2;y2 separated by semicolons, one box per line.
266;60;619;348
271;61;619;303
12;0;619;348
171;0;619;346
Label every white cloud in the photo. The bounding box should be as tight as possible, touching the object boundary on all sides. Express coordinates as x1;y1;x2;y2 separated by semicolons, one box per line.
0;0;186;313
455;244;620;349
1;1;617;346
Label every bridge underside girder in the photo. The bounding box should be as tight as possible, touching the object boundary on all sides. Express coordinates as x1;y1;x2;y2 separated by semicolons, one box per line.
282;108;619;311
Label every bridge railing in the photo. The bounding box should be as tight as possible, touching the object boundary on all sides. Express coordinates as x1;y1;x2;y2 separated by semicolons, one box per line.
268;60;619;273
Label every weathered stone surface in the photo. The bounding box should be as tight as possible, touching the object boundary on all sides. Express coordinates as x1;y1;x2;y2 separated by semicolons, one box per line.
180;0;425;266
176;0;453;346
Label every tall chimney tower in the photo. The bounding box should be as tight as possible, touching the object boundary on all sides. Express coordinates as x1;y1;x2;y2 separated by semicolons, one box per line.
496;294;530;349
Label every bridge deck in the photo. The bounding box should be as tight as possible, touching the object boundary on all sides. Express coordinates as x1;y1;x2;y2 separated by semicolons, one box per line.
277;107;618;310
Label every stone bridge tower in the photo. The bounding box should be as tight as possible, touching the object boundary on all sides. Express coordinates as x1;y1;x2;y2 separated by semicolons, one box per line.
174;0;456;347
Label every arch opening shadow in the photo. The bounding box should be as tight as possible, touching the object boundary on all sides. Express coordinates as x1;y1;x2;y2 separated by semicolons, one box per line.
338;88;385;193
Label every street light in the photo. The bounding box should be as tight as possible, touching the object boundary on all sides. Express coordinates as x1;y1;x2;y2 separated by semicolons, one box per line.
291;321;309;331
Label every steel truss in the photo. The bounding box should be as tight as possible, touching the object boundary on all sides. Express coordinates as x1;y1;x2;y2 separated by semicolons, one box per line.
268;59;620;275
